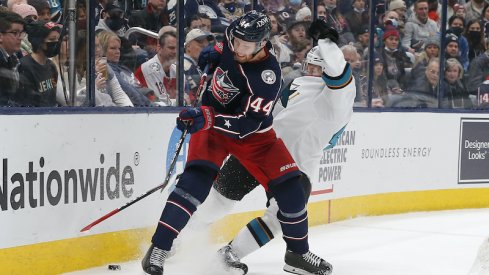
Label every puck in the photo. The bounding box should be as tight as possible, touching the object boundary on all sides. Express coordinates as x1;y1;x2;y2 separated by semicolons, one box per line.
107;264;121;270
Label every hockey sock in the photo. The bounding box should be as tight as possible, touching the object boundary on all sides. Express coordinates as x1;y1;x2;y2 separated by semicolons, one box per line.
152;166;216;250
230;198;281;259
270;177;309;254
189;186;237;230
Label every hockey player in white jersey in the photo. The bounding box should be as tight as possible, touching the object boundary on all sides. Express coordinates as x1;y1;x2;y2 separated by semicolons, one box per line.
183;19;356;275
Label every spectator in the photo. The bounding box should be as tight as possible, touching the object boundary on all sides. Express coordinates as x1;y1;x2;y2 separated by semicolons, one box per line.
17;20;60;107
55;31;133;107
442;58;472;108
406;57;439;98
97;30;151;106
372;56;388;107
344;0;369;36
0;10;24;106
448;15;469;70
389;0;408;22
182;28;212;105
274;20;310;68
402;0;438;53
128;0;168;55
317;2;327;20
27;0;49;21
427;0;441;25
464;0;486;22
199;13;212;33
411;36;439;80
97;1;145;72
376;10;402;49
134;31;178;106
295;6;312;22
445;33;461;61
11;3;36;56
352;25;370;55
96;1;128;38
75;1;86;30
380;24;412;88
323;0;354;45
268;12;283;37
466;37;489;96
342;44;365;105
466;19;485;62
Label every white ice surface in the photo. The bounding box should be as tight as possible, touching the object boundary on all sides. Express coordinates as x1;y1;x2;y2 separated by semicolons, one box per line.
64;208;489;275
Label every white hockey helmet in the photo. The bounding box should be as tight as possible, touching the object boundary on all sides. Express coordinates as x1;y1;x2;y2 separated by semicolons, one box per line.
301;46;325;76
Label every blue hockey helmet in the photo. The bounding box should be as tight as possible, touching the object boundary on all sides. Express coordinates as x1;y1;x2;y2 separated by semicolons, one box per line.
230;10;271;43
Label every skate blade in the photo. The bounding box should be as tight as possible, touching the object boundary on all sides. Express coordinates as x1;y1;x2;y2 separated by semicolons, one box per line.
283;264;311;275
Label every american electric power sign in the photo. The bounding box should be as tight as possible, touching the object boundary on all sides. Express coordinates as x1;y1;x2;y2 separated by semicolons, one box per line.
459;118;489;184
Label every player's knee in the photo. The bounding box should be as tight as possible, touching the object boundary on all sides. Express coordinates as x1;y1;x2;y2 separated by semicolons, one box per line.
176;165;218;203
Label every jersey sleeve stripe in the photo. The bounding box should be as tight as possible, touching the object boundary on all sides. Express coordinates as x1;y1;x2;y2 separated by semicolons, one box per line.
322;63;353;90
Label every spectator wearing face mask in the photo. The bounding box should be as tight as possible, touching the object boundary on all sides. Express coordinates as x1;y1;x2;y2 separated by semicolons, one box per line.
465;19;485;62
379;24;413;89
17;20;61;106
466;36;489;96
97;1;146;72
447;15;469;70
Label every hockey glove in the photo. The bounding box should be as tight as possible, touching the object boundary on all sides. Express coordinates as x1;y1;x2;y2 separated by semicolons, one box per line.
308;20;339;45
176;106;215;134
198;43;222;73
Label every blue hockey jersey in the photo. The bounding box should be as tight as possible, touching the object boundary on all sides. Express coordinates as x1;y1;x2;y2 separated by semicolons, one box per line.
202;28;283;139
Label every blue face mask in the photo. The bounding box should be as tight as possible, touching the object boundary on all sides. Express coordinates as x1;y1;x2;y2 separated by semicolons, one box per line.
289;0;302;6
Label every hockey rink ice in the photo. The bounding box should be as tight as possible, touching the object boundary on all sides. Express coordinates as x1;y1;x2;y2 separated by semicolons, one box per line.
65;207;489;275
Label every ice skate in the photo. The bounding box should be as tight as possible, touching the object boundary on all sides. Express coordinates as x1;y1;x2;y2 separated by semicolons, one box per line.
284;250;332;275
142;244;170;275
217;244;249;275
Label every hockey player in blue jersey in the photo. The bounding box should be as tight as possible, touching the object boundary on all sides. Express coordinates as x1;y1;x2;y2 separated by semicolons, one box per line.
142;11;332;275
183;19;356;275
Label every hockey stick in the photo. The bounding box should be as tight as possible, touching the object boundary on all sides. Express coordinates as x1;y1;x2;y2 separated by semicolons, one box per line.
80;65;210;232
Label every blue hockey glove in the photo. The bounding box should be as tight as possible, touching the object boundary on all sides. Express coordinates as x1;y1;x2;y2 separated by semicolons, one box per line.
308;20;339;44
176;106;215;134
198;43;222;72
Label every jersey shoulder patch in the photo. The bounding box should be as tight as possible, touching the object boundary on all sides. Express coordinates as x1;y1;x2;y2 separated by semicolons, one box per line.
261;70;277;84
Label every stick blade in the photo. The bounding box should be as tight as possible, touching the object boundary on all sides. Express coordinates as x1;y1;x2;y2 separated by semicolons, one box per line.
80;209;120;232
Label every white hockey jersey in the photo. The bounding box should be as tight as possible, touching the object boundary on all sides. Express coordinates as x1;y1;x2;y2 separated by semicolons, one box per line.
272;39;356;184
135;55;177;106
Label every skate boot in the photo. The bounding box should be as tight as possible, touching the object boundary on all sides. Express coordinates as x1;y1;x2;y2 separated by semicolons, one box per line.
217;244;249;275
142;244;170;275
284;250;333;275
